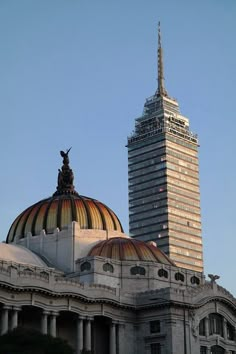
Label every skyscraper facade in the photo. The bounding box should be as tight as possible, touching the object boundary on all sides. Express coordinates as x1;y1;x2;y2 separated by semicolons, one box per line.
127;24;203;272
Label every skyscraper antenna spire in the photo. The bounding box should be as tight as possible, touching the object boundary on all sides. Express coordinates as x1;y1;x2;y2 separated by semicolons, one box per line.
157;22;168;97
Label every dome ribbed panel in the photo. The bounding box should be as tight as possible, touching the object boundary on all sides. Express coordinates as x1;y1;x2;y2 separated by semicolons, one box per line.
7;213;22;242
46;199;59;233
100;241;112;258
34;202;49;235
111;241;120;260
122;239;139;260
132;240;156;261
94;202;115;231
24;204;41;236
108;209;123;232
14;208;31;239
85;200;103;229
70;197;77;223
88;241;103;257
148;243;173;264
60;199;72;229
74;199;88;229
138;245;156;261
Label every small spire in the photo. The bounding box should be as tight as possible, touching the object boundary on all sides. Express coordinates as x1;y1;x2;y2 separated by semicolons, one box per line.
157;22;168;97
53;148;79;196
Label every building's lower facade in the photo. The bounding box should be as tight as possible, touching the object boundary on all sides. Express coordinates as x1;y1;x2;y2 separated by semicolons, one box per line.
0;253;236;354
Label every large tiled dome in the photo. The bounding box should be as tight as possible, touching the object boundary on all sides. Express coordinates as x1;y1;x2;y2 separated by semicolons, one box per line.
7;195;123;243
88;237;175;265
7;149;123;243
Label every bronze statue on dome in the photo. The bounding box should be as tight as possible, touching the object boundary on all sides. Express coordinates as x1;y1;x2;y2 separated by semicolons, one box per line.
54;148;78;196
60;147;71;166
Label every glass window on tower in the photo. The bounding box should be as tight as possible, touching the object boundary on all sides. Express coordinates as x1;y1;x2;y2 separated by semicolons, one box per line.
150;320;161;333
150;343;161;354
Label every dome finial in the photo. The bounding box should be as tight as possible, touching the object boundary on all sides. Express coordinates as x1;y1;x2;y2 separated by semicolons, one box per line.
156;22;168;97
53;148;79;196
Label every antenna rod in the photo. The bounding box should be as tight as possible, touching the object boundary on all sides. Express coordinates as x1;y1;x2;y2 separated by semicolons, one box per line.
157;22;167;97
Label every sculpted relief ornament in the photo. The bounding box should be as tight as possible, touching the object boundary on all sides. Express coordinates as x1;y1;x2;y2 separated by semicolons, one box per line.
189;310;199;339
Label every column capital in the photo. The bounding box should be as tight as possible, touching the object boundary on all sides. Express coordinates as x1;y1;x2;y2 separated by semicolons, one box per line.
86;316;94;321
115;320;125;327
42;310;50;316
12;306;21;312
2;305;11;311
50;311;59;317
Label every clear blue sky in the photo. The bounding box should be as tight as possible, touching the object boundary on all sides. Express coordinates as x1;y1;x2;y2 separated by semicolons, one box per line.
0;0;235;293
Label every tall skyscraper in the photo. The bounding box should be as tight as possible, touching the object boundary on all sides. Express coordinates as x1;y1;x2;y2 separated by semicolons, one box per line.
127;24;203;272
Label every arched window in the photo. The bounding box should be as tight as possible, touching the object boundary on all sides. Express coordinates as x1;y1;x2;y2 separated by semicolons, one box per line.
23;268;33;275
130;266;146;276
190;276;200;285
227;321;234;340
175;272;184;282
40;271;49;280
200;347;207;354
158;268;168;279
199;318;206;336
211;345;224;354
209;314;223;337
103;263;114;273
80;261;91;272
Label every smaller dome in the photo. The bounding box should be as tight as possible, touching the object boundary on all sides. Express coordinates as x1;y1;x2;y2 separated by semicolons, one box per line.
88;237;175;265
0;243;47;268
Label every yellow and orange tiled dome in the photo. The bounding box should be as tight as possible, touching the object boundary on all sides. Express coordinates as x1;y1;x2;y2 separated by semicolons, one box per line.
7;149;123;243
7;195;123;243
88;237;175;265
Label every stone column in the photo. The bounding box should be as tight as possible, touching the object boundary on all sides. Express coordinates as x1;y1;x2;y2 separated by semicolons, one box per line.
109;322;116;354
10;307;20;331
84;317;93;352
223;318;227;339
116;322;125;354
41;311;49;335
1;306;10;335
206;348;211;354
49;312;58;337
205;316;209;337
76;316;84;354
116;322;120;354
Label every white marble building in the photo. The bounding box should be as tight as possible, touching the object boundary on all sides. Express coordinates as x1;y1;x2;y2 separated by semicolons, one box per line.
0;148;235;354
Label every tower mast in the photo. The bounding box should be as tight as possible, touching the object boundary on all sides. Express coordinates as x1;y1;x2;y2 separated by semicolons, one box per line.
157;22;168;97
